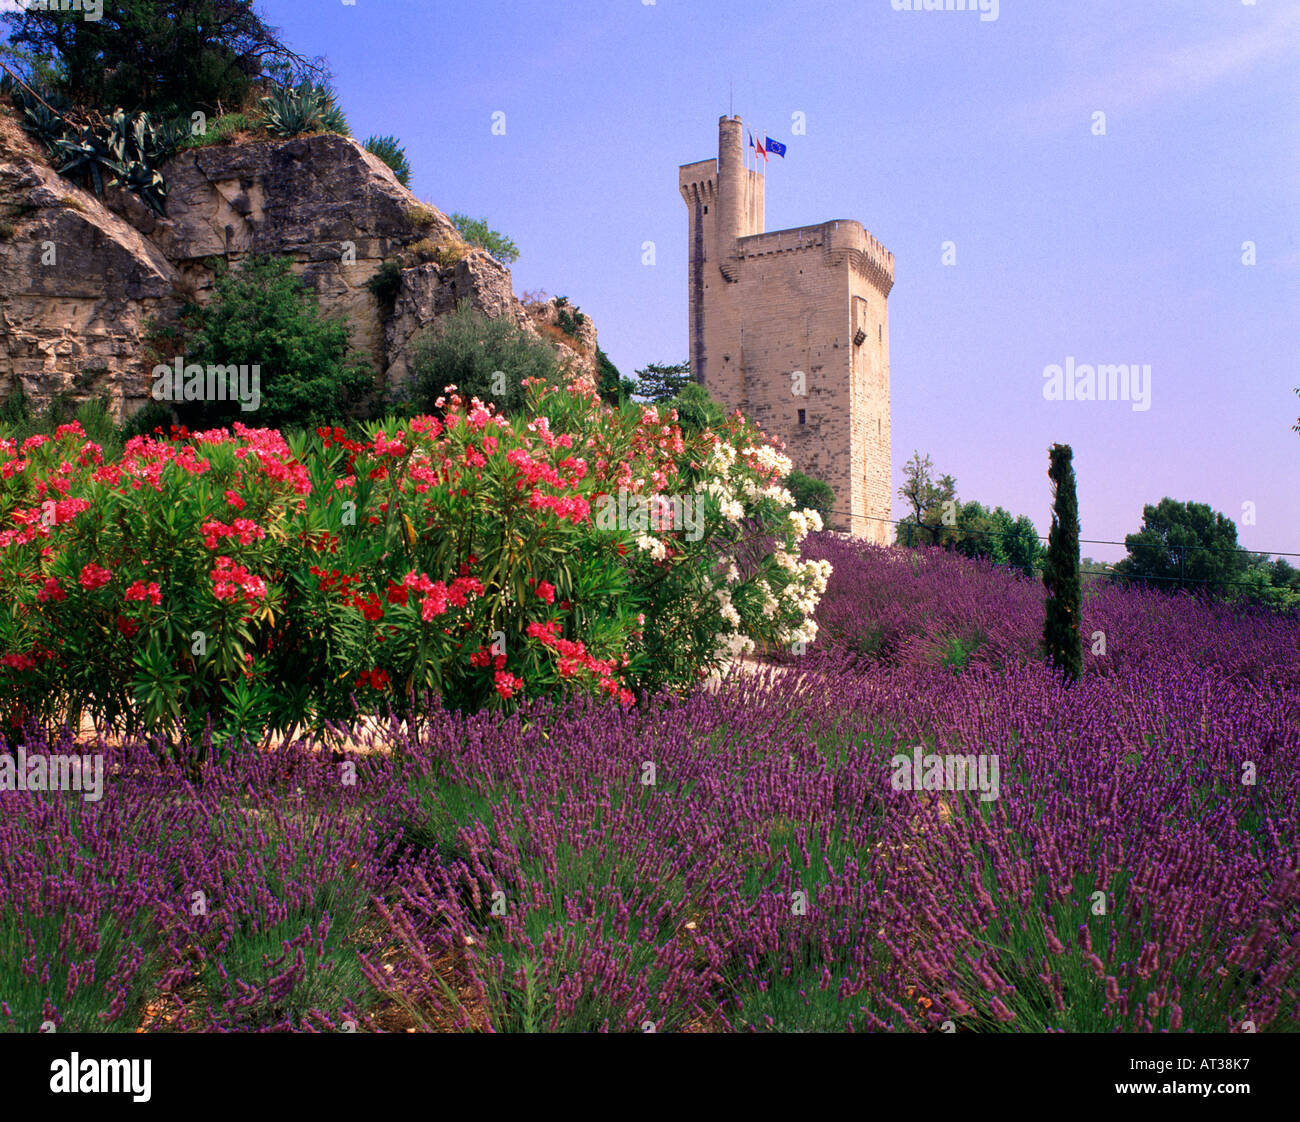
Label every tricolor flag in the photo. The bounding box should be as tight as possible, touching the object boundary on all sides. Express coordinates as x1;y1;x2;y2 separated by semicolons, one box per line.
765;136;787;158
749;130;768;162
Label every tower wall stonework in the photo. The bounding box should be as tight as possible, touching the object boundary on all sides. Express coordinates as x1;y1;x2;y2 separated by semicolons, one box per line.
679;117;893;543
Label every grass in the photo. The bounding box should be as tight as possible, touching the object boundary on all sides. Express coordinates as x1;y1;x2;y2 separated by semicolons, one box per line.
406;204;439;228
175;112;256;151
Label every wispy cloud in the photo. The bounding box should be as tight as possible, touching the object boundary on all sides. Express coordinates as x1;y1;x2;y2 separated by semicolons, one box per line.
1017;6;1300;132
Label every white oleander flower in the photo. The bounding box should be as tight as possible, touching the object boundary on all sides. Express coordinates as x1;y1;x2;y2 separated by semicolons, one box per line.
635;534;667;561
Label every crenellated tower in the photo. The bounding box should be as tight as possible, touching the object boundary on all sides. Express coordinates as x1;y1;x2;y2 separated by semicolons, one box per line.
679;115;894;543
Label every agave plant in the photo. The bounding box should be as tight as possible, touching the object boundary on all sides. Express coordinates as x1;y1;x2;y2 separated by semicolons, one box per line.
12;85;69;154
53;122;117;196
52;109;169;215
363;134;411;186
260;80;317;137
260;80;350;138
150;114;193;161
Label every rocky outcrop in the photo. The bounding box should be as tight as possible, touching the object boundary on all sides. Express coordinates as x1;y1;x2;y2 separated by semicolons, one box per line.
523;297;599;384
383;250;528;392
0;107;596;418
0;111;179;408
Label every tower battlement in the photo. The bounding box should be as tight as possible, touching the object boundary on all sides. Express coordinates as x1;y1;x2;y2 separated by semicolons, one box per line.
679;117;893;542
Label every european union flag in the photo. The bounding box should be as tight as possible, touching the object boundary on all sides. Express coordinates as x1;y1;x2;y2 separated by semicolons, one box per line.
765;137;787;158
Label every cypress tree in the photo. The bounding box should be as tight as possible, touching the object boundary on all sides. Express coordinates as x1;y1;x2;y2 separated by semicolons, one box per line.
1042;443;1082;681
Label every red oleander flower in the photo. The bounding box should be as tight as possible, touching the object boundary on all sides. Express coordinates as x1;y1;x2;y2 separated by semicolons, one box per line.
36;578;66;603
124;580;163;606
79;562;112;591
494;669;523;699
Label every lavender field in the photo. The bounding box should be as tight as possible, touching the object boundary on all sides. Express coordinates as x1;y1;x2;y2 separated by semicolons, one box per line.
3;535;1297;1033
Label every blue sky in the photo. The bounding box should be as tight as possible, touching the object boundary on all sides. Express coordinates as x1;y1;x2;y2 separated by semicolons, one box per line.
276;2;1295;557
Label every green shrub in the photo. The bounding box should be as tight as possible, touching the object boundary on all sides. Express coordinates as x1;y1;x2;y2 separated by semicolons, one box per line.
363;134;411;187
0;380;31;430
72;398;124;461
666;381;725;437
785;470;834;523
405;302;561;416
596;347;634;408
365;259;403;313
165;255;373;430
553;296;586;338
119;399;173;441
448;212;519;265
406;204;438;228
175;112;253;150
431;244;468;270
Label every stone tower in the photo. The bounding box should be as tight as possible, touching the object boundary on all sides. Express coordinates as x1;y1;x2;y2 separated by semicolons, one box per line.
679;116;894;542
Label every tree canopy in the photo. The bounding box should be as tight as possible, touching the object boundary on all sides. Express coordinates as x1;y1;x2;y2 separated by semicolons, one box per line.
1114;498;1246;595
633;361;692;404
2;0;322;113
895;451;1043;576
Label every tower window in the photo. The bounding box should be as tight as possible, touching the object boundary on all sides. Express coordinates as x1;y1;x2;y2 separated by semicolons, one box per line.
703;206;708;214
798;409;806;426
879;324;882;341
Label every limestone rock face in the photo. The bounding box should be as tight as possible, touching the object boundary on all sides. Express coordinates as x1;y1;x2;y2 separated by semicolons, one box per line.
0;112;178;410
383;249;532;393
524;297;599;384
0;110;595;418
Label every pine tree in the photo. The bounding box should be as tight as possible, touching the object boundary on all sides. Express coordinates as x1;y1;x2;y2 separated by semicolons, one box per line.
1042;443;1082;681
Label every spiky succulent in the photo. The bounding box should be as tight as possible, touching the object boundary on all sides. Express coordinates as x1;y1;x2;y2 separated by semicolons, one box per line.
363;134;411;186
260;80;350;139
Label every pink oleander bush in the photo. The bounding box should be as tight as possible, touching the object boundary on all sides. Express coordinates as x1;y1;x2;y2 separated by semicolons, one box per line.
0;375;829;751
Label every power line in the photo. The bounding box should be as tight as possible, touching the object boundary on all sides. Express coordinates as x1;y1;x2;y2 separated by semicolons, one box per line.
804;510;1300;595
834;510;1300;559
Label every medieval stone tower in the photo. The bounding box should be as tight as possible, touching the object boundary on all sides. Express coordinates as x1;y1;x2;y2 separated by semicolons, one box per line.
679;116;894;542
